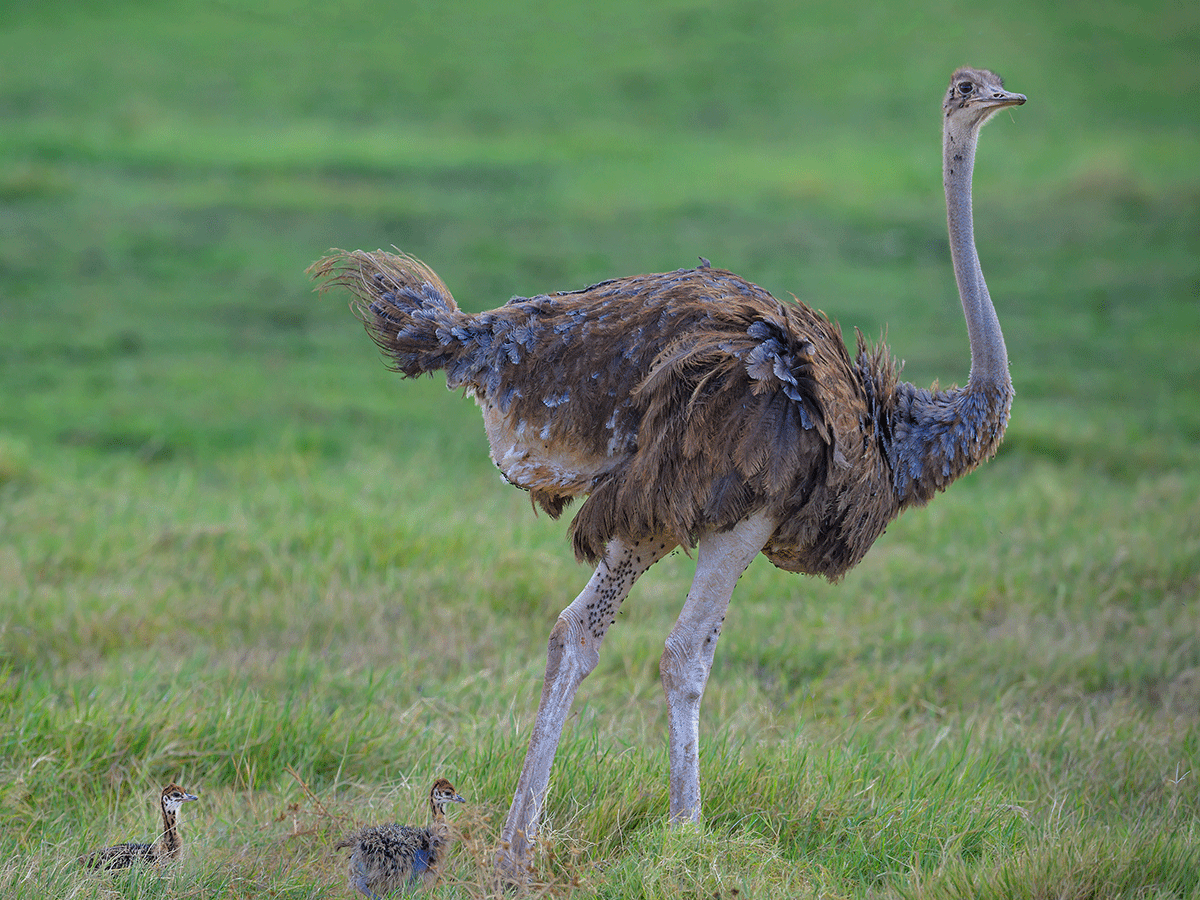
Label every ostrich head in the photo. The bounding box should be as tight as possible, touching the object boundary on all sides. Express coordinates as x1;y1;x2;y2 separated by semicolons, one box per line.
944;67;1026;129
160;784;199;815
429;779;466;816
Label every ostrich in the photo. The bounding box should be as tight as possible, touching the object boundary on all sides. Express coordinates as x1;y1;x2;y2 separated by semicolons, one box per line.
310;67;1025;879
80;783;200;870
336;779;466;897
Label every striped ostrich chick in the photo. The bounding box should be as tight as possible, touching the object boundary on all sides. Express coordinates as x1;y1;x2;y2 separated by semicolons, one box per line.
80;783;199;870
337;779;466;897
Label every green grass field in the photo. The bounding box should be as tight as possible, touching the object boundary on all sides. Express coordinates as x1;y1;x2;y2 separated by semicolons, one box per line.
2;0;1198;897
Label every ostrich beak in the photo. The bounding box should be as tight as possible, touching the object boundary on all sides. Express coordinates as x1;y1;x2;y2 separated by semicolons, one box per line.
976;88;1026;110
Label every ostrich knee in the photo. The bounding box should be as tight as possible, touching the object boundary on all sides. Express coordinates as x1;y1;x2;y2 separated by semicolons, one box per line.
660;635;710;714
544;610;600;690
660;634;709;775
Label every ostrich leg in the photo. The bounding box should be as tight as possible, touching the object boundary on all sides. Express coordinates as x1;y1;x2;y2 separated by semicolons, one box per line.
660;511;777;823
497;534;676;880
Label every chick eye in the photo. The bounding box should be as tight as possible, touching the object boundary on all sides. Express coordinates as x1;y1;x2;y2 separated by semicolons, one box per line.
958;82;974;95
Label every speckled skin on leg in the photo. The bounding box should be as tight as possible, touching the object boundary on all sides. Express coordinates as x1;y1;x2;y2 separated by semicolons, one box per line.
496;534;676;879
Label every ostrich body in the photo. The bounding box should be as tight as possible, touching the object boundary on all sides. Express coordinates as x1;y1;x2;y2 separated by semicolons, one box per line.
336;779;465;897
311;67;1025;879
80;783;199;870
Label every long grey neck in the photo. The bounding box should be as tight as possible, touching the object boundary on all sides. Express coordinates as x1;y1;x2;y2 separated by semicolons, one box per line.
882;117;1014;506
943;120;1009;387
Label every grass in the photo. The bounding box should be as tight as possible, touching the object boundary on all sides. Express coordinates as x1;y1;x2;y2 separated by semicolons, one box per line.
1;0;1198;896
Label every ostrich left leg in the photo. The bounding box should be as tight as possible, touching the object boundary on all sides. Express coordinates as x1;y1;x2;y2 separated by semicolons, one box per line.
660;511;776;824
497;533;676;880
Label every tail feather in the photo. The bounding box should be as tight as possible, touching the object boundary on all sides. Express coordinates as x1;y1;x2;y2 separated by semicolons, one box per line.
309;249;468;379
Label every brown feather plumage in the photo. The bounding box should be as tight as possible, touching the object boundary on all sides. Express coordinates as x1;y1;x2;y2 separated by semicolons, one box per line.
309;253;924;578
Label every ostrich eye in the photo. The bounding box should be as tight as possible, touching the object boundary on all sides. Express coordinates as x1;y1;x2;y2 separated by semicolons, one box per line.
958;82;974;95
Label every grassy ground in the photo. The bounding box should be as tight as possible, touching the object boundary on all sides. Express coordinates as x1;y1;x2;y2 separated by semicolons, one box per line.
1;0;1198;897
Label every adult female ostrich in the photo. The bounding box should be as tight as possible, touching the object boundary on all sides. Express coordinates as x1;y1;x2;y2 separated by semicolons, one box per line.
310;67;1024;878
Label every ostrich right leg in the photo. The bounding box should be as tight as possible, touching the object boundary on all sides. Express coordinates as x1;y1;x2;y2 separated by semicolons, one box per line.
660;511;776;824
496;534;676;881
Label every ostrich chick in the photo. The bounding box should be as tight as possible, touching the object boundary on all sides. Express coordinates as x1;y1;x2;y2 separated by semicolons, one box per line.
80;783;200;870
337;779;466;897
